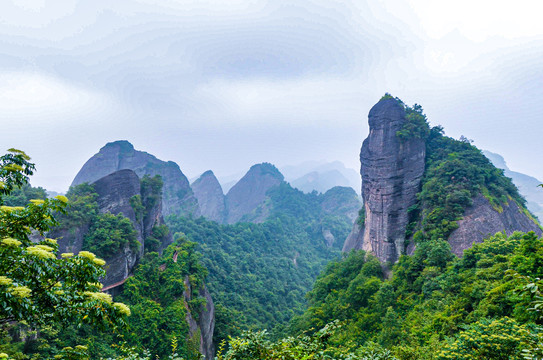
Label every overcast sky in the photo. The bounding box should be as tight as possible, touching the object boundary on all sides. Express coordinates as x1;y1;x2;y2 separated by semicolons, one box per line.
1;0;543;192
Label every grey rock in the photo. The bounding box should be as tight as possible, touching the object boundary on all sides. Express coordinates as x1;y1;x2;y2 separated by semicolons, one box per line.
92;170;143;286
356;98;426;263
342;222;364;253
225;163;283;224
72;140;199;217
183;276;215;360
322;229;336;247
192;170;226;223
55;169;173;287
448;195;542;256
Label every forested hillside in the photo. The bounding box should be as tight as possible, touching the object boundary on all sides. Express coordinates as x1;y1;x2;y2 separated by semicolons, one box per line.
167;182;357;344
2;97;542;360
215;98;543;359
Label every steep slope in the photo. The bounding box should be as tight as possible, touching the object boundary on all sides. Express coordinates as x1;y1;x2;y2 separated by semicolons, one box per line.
52;169;172;288
319;186;361;248
224;163;284;224
72;140;198;217
344;98;426;263
484;150;543;221
344;96;541;261
191;170;226;223
50;171;215;358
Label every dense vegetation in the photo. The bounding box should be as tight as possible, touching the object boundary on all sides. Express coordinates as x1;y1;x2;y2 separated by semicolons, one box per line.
414;125;531;242
0;149;131;359
1;96;540;359
167;183;355;344
262;231;543;359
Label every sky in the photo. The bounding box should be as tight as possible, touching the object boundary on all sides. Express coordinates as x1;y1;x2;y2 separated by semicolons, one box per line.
1;0;543;192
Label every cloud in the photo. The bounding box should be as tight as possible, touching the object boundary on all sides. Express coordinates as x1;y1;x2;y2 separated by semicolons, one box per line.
1;0;543;190
0;71;115;123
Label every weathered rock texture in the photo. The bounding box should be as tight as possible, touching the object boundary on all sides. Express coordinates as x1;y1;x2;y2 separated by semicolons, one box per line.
72;140;198;217
352;98;426;263
344;98;542;262
342;222;364;253
183;277;215;360
191;170;226;223
447;195;542;256
93;170;143;287
225;163;284;224
54;169;172;287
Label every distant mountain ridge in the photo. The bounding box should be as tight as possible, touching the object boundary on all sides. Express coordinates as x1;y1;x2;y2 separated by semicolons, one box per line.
280;161;361;195
72;142;361;246
483;150;543;221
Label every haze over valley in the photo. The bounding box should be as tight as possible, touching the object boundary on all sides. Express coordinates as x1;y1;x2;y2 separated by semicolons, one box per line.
2;1;543;359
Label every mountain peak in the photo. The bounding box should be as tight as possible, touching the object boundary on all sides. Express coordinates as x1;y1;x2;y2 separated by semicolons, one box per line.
248;163;284;181
192;170;225;223
102;140;135;152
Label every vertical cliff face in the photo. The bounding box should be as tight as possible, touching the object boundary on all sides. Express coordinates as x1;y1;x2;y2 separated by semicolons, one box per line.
92;170;143;287
183;277;215;360
72;141;199;217
54;169;173;288
225;163;284;224
348;98;426;263
191;170;226;223
345;97;541;263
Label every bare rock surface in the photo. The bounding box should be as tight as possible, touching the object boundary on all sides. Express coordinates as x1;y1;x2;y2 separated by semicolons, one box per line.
225;163;284;224
183;277;215;360
72;140;198;217
357;98;426;263
448;195;542;256
191;170;226;223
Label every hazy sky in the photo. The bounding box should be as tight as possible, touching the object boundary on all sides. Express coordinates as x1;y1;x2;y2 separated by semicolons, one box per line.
1;0;543;192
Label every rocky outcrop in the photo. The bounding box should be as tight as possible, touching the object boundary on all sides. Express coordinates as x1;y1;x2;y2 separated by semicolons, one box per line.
342;222;364;253
54;169;173;287
92;170;143;286
72;140;199;217
344;98;542;262
183;277;215;360
353;98;426;263
448;195;542;256
191;171;226;223
225;163;284;224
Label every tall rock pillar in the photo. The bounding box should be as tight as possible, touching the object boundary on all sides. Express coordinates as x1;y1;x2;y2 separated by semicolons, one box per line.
359;98;426;263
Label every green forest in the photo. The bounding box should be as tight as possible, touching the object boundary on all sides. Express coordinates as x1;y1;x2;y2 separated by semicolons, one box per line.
1;98;543;359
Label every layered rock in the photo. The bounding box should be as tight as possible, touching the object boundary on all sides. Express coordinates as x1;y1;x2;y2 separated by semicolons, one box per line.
191;170;226;223
344;97;542;262
72;140;198;217
349;98;426;263
225;163;284;224
447;195;542;256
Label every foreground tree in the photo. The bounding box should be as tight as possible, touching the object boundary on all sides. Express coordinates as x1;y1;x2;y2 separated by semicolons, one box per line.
0;149;130;358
